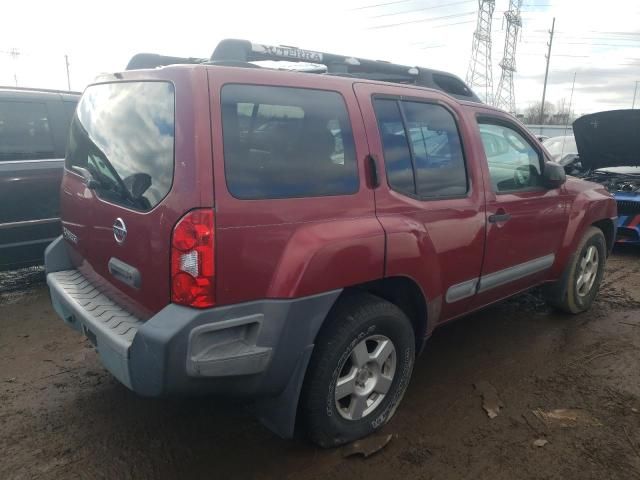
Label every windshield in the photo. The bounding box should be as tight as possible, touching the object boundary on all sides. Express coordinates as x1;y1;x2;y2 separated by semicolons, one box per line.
66;81;175;211
543;135;578;158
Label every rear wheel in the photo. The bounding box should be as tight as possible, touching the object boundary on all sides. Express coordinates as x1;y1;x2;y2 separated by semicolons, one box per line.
545;226;606;314
301;293;415;448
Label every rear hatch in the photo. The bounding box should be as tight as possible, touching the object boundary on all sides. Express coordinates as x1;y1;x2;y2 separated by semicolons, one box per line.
59;67;213;318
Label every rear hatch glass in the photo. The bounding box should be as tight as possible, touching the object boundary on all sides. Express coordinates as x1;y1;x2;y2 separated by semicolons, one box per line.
67;81;175;211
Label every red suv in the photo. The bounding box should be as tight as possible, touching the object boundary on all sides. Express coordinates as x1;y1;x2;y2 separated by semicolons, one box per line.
45;40;617;447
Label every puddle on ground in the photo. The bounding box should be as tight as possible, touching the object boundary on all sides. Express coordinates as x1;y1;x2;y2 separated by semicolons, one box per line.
0;267;46;305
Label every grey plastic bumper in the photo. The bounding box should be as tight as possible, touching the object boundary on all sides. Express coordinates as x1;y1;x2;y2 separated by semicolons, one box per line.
47;269;143;388
45;237;341;401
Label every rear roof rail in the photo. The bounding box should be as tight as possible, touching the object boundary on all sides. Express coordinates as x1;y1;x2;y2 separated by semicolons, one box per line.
125;38;481;103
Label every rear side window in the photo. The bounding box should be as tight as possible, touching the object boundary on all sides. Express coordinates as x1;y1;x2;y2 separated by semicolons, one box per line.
66;81;175;211
221;85;358;199
0;101;55;161
373;99;415;195
374;98;467;198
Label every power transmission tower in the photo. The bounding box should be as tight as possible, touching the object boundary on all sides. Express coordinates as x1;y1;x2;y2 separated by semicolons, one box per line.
466;0;495;104
494;0;522;113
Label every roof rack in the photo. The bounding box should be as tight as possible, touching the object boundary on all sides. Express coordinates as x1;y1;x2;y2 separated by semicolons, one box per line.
125;39;481;103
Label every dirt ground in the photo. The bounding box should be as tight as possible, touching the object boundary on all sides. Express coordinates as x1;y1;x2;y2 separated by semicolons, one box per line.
2;247;640;480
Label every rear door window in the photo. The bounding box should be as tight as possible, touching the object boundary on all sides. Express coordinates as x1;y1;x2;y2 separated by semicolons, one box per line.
0;101;55;161
66;81;175;211
373;99;415;195
373;98;467;198
221;85;358;199
402;101;467;197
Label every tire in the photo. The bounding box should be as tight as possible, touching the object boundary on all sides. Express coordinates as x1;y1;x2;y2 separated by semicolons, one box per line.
301;292;415;448
545;226;607;314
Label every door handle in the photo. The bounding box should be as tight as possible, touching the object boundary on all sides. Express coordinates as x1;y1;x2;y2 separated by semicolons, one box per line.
488;211;511;223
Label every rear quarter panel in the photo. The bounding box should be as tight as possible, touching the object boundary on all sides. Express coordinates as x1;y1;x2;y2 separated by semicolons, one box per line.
208;68;384;304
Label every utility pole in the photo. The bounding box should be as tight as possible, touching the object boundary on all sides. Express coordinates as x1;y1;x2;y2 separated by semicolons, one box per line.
466;0;496;104
65;55;71;91
9;48;20;86
633;80;639;109
539;17;555;124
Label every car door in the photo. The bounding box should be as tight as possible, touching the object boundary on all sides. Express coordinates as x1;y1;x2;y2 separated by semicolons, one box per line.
354;82;487;326
470;110;570;309
0;95;65;269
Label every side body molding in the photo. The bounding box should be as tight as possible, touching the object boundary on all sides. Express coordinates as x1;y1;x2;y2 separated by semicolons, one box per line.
446;254;555;303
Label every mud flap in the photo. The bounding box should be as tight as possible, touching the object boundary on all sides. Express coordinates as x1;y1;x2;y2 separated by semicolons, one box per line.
250;345;314;439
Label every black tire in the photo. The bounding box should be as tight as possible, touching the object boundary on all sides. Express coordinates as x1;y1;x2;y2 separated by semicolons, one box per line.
301;292;415;448
545;226;607;314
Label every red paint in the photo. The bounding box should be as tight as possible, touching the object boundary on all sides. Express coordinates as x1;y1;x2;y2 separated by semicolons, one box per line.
60;64;617;330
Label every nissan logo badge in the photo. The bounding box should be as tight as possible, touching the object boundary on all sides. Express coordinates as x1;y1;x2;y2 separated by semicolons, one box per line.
113;218;127;245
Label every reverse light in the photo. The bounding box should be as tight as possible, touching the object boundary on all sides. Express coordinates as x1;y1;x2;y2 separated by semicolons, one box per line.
171;209;215;308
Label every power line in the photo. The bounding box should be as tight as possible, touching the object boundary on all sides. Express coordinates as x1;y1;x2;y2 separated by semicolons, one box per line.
433;19;475;27
531;29;640;36
350;0;411;10
369;11;475;29
523;40;640;47
371;0;474;18
519;52;590;58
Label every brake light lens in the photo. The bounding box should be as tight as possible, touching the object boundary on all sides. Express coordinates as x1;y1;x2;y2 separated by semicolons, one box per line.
171;209;215;308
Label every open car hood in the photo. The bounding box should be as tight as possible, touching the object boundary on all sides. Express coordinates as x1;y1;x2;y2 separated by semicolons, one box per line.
573;109;640;171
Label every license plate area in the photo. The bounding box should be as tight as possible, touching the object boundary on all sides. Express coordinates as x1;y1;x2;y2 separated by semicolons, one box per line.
82;325;98;347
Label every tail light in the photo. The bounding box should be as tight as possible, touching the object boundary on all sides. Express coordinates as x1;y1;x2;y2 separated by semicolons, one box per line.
171;209;215;308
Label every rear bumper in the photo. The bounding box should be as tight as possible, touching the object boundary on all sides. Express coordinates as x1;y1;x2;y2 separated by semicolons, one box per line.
45;237;340;397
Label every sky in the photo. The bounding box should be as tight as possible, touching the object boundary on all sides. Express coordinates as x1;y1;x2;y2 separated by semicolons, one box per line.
0;0;638;116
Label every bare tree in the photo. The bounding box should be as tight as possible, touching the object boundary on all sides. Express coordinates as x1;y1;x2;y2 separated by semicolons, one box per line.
523;101;554;124
548;97;574;125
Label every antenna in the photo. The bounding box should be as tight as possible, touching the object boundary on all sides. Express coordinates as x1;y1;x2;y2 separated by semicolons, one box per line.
494;0;522;114
466;0;496;104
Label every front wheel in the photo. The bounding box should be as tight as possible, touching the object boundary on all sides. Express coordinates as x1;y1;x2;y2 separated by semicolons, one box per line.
545;226;607;314
301;293;415;448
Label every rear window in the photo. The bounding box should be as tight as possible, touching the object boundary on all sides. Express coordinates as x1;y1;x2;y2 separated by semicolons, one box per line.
221;85;358;199
0;101;55;161
66;81;175;211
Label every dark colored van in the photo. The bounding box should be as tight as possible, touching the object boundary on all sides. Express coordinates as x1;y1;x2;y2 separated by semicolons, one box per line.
45;40;616;447
0;87;80;271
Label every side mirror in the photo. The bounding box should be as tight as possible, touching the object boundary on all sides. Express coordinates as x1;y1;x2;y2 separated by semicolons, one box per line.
542;161;566;189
